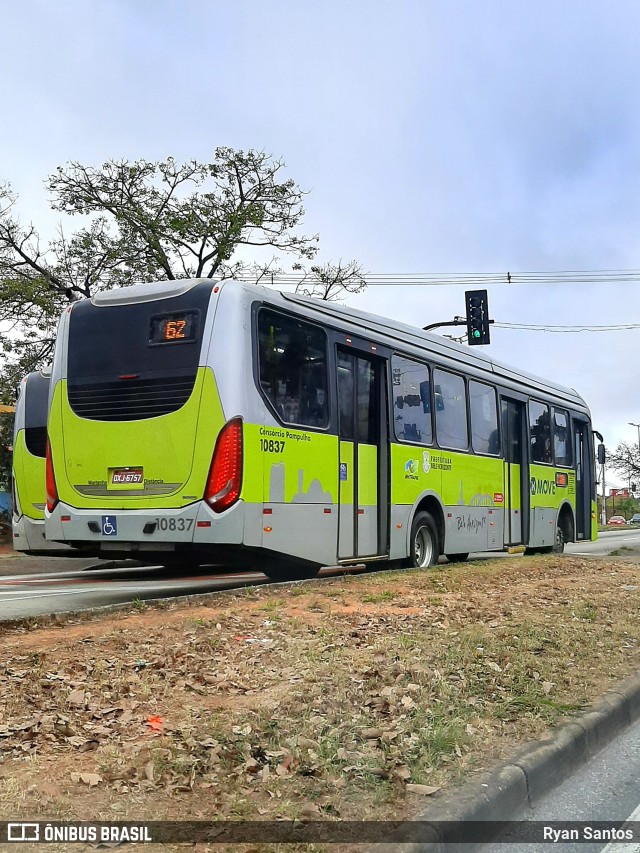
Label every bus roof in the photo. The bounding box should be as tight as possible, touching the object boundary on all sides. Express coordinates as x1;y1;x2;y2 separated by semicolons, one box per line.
275;288;589;412
76;277;589;413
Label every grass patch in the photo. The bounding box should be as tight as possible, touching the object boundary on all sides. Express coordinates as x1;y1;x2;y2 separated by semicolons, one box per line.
0;554;637;850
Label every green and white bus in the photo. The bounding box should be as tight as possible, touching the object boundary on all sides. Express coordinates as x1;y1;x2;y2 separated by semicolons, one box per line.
45;278;600;578
12;368;70;554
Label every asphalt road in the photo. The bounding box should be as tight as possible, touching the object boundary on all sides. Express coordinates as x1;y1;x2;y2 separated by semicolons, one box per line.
0;553;376;620
0;527;637;622
480;716;640;852
566;527;640;556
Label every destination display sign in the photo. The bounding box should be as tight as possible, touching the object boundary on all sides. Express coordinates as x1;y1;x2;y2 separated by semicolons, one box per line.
149;312;198;345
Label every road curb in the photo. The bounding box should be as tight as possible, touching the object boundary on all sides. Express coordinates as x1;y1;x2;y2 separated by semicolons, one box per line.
371;670;640;852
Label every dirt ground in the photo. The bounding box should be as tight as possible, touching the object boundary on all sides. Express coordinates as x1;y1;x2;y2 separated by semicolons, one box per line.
0;551;638;852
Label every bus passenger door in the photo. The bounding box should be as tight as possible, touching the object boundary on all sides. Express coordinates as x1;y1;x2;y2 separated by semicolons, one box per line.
337;348;388;560
501;398;529;546
573;419;592;539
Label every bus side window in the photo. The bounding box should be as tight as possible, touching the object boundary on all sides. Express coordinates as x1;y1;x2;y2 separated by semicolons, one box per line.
257;309;329;428
529;400;552;464
553;408;572;466
469;380;499;455
391;355;432;444
434;369;468;451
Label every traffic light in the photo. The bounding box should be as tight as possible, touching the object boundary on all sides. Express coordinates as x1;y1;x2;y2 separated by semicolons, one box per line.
465;289;491;346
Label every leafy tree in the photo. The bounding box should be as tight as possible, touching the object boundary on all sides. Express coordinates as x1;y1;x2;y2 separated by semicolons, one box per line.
605;441;640;488
0;148;365;400
0;412;13;494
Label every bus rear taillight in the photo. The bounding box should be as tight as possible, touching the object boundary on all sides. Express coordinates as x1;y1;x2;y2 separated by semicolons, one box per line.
45;440;58;513
204;417;243;513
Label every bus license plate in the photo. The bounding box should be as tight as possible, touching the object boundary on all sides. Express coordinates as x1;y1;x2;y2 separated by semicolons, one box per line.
111;468;143;485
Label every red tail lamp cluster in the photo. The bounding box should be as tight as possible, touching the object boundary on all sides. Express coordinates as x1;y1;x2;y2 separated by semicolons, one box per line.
45;440;58;513
204;417;243;513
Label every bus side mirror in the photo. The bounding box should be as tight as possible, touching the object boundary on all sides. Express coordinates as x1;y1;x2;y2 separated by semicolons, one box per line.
597;444;606;465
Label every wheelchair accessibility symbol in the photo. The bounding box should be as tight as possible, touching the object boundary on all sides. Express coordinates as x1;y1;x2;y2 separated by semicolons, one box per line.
101;516;117;536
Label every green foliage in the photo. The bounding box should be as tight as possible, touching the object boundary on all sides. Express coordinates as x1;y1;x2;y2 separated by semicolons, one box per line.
0;148;366;402
606;441;640;489
0;413;13;493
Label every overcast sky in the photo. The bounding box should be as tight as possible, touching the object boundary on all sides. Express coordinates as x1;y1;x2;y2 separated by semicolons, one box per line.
2;0;640;484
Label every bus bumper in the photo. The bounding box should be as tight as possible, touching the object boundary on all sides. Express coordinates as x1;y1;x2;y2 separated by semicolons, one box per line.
44;500;245;554
13;514;72;554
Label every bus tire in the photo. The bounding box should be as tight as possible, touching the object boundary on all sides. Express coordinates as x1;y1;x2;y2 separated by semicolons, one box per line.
552;525;565;554
446;552;469;563
260;556;321;582
406;511;439;568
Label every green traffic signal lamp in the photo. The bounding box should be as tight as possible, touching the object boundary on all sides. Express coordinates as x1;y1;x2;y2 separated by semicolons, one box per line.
465;289;491;346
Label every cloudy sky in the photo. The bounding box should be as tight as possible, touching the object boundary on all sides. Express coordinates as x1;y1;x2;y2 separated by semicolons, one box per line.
2;0;640;482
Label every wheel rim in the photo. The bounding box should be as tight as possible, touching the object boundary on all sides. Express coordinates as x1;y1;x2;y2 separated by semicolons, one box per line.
414;525;433;567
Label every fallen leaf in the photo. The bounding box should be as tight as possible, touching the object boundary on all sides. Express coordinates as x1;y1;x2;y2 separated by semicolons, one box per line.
406;783;440;795
393;765;411;780
361;728;383;740
71;772;103;787
67;689;86;707
368;767;390;779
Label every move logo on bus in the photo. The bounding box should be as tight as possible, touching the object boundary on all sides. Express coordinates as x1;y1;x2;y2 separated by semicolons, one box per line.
404;459;419;480
530;477;556;496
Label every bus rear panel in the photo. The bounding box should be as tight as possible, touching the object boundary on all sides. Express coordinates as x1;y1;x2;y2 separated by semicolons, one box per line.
12;368;70;553
46;280;246;562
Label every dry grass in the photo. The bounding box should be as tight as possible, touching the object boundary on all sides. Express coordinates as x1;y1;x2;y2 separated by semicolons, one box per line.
0;554;638;852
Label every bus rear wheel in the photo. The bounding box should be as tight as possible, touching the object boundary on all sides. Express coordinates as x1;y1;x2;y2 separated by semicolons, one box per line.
406;511;439;568
260;556;321;582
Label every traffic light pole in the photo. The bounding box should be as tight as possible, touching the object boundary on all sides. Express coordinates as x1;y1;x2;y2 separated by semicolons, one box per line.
422;316;467;331
423;316;495;333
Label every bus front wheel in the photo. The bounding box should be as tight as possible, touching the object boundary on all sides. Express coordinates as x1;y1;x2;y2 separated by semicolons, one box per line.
527;526;566;556
406;511;439;568
552;525;565;553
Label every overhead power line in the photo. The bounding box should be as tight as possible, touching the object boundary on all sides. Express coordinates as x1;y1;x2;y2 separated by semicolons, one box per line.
260;268;640;287
247;269;640;334
494;322;640;333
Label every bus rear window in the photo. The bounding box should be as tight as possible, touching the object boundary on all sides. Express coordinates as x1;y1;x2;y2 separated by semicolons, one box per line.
24;372;49;458
257;308;328;428
67;283;213;422
68;284;212;382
